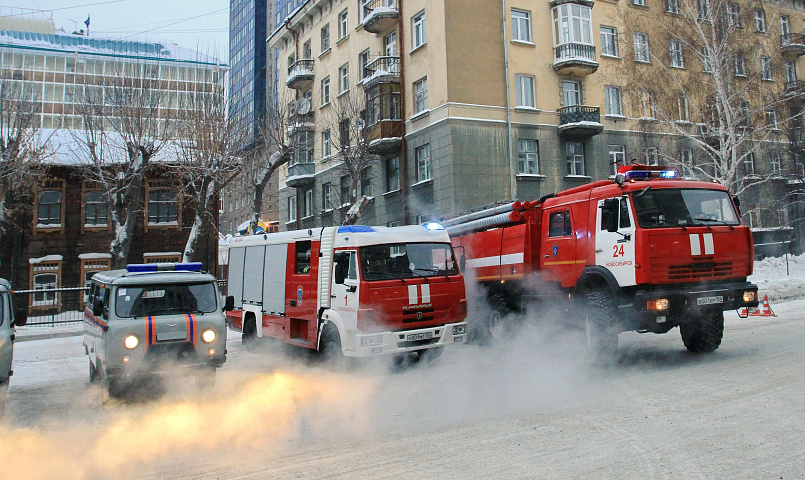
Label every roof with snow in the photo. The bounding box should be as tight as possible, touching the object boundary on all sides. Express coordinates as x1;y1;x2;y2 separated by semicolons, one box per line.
0;29;226;67
38;128;183;166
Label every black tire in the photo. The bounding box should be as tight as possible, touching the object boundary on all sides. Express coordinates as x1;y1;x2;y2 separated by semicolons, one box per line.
680;309;724;353
195;366;217;390
0;380;8;417
318;323;344;364
417;346;444;364
472;307;505;345
582;290;619;357
242;316;258;351
89;358;101;385
106;377;125;399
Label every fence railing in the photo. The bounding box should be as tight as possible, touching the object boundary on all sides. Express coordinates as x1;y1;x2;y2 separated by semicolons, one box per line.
13;286;88;326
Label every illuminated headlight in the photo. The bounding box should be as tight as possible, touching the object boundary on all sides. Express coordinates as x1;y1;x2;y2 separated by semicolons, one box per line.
202;329;216;343
124;335;139;349
452;325;467;335
647;299;670;311
360;335;383;347
743;291;757;303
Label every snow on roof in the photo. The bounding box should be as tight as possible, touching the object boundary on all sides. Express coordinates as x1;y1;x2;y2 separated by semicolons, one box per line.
77;253;112;259
0;29;225;66
39;128;183;166
29;254;63;264
143;252;182;257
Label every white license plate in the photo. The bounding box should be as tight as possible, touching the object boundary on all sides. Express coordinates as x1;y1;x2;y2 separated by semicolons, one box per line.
157;331;186;341
406;332;433;342
697;296;723;306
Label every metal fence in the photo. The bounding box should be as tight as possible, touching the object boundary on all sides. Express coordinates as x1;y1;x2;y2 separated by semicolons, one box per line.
12;286;87;327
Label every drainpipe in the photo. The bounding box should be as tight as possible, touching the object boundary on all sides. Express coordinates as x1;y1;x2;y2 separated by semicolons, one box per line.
284;17;301;227
501;0;516;201
398;0;409;224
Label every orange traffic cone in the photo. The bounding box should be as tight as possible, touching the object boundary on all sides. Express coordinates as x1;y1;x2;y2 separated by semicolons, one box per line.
753;295;776;317
737;307;748;318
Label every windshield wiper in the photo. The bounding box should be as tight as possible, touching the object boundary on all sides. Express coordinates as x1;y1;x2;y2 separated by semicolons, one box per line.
693;218;735;230
138;307;206;317
635;185;652;198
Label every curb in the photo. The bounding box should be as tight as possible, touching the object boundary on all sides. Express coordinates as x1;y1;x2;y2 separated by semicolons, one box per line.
15;331;82;343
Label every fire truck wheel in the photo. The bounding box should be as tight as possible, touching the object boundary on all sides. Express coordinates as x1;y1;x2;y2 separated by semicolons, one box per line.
89;358;102;385
195;367;217;390
319;324;344;363
680;310;724;353
417;346;444;364
583;291;619;357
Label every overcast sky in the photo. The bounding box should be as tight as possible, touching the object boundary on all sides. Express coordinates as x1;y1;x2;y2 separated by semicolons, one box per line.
2;0;230;61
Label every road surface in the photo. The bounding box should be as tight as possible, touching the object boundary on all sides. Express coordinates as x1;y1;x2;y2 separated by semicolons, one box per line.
3;300;804;480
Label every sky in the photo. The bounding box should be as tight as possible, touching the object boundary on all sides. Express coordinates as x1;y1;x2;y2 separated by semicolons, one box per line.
1;0;230;62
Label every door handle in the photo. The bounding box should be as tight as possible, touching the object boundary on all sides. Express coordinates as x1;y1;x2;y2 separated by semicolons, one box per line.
595;249;603;253
544;254;549;258
331;295;337;298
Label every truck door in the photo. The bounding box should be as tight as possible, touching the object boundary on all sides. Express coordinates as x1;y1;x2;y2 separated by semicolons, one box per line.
331;251;359;330
540;208;577;286
595;196;637;287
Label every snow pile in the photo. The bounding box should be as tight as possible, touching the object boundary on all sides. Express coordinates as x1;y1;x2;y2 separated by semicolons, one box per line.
749;253;805;302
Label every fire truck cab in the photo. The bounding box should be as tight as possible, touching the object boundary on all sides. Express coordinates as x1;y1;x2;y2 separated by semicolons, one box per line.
225;224;468;361
452;165;759;354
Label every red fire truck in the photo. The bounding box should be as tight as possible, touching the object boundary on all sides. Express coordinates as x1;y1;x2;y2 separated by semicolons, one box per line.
224;224;468;361
449;165;759;354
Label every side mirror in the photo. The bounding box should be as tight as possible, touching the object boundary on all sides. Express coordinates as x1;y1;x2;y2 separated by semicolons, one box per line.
12;299;27;327
602;198;620;233
732;195;741;216
223;295;235;312
92;299;103;317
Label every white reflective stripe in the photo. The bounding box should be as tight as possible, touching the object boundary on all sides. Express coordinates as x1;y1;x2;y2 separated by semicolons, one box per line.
703;233;714;255
689;234;701;256
408;285;418;304
420;284;431;303
465;252;525;269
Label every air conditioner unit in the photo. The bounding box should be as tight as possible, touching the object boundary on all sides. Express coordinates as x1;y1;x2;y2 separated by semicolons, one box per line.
298;97;311;115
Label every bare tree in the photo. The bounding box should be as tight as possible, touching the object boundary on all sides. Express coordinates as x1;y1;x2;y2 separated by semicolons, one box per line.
71;63;176;268
175;91;243;262
609;0;794;196
0;76;49;280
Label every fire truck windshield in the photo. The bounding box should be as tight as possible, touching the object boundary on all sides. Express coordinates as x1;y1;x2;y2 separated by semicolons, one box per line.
632;188;740;228
360;243;458;281
114;282;219;318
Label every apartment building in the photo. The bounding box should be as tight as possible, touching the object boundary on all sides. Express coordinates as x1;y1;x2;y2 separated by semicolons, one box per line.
269;0;805;249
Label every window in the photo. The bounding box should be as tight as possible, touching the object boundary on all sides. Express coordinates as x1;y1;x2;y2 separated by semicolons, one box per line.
303;40;312;60
665;0;679;14
734;53;746;77
416;144;431;182
727;3;741;27
80;256;110;304
565;142;585;176
84;191;108;227
321;76;330;104
339;9;349;40
785;61;797;84
322;183;332;210
32;273;58;307
548;211;572;238
339;63;349;94
632;0;646;5
744;152;756;175
303;189;313;217
148;190;178;225
642;146;659;165
605;86;622;116
552;3;593;46
384;31;398;56
761;57;772;81
37;190;62;227
321;24;331;52
515;74;535;108
295;241;311;274
600;26;618;57
340;175;350;205
634;32;650;62
754;9;766;32
340;118;350;147
609;145;626;175
669;39;684;68
679;148;694;177
288;195;297;220
414;77;428;114
697;0;709;20
412;11;426;49
517;139;539;175
386;156;400;192
562;80;580;106
781;16;791;42
512;9;532;43
770;153;782;176
766;108;778;129
702;48;712;73
361;168;373;197
359;49;370;80
678;94;689;122
739;100;751;125
322;129;331;157
641;90;656;118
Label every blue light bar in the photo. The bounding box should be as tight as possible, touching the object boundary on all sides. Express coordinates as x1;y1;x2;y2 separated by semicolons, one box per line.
423;222;445;231
126;262;203;273
337;225;375;233
625;170;679;181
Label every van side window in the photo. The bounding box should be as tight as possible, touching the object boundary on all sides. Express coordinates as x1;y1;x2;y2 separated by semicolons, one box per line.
102;288;111;319
549;210;572;237
295;241;311;274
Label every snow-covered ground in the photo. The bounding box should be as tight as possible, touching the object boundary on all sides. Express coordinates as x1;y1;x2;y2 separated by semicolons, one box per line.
748;253;805;303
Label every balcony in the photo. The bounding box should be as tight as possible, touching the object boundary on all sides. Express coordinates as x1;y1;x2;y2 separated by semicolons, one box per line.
784;80;805;105
286;162;315;188
363;56;400;91
287;102;315;136
286;59;314;90
557;105;603;137
362;0;399;34
552;43;598;76
365;120;403;155
782;34;805;58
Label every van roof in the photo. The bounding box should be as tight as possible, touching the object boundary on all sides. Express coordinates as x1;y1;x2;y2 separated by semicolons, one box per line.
91;269;217;286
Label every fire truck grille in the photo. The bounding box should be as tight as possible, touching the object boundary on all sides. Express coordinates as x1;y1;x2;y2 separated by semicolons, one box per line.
396;337;440;349
401;307;435;323
667;261;733;281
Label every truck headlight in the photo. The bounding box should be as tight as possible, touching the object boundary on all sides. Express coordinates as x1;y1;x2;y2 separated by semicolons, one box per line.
452;325;467;335
360;335;383;347
124;335;139;349
202;329;216;343
743;291;757;303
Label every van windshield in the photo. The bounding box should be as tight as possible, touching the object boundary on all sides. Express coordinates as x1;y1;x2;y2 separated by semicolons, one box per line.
114;282;218;318
360;243;458;281
632;188;740;228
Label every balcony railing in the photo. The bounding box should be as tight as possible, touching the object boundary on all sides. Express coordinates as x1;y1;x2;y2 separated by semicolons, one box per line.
362;0;399;34
557;105;603;137
286;162;315;188
552;43;598;75
286;59;314;89
363;56;400;89
785;80;805;99
781;33;805;57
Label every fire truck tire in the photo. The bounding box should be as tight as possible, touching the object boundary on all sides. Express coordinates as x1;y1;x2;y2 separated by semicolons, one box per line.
583;290;619;357
680;310;724;353
417;346;444;364
195;367;217;390
89;358;102;385
318;323;344;363
472;308;505;345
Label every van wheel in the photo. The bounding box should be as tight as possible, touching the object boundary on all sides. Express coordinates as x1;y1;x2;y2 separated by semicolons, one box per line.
582;290;619;358
106;377;125;399
195;367;217;390
680;310;724;353
0;380;8;416
89;358;102;385
242;317;258;351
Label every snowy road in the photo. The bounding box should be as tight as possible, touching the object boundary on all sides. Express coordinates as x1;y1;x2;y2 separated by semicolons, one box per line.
2;300;804;480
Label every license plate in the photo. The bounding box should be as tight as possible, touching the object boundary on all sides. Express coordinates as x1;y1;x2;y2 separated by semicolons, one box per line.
406;332;433;342
157;331;186;341
697;296;723;306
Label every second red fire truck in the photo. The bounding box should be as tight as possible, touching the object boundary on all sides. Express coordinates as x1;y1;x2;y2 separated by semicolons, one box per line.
449;165;759;354
225;224;468;362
